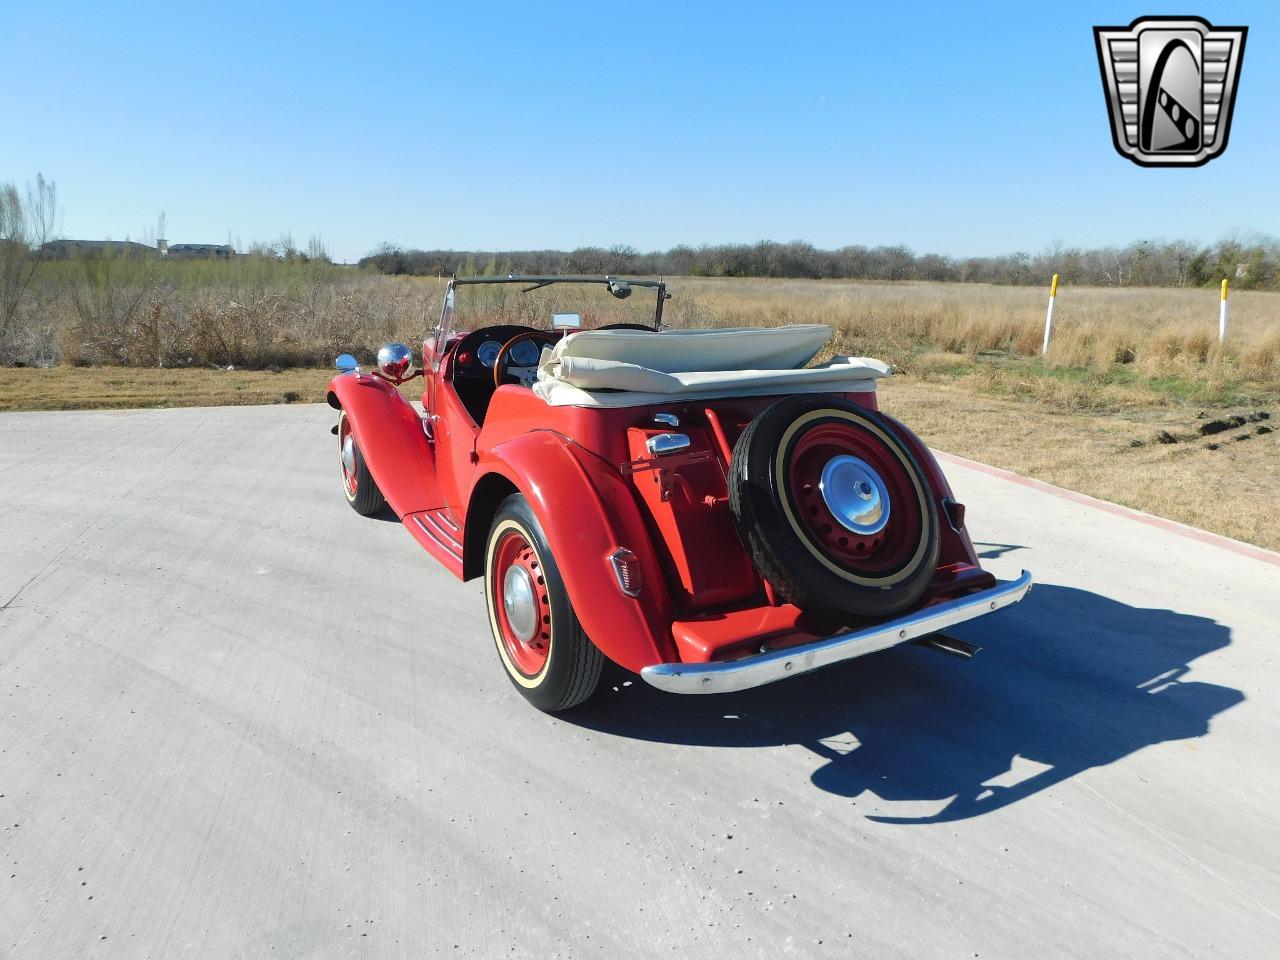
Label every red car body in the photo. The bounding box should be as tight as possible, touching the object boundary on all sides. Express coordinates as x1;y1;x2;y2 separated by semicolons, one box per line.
328;276;1030;711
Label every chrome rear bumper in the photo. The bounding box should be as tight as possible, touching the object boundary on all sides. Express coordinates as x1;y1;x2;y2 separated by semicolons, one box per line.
640;570;1033;695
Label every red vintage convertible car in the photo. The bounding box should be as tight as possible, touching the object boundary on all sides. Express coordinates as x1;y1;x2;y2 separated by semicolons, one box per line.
327;275;1031;712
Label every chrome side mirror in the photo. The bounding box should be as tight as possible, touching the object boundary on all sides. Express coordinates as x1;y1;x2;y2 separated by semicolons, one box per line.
335;353;359;373
376;342;414;382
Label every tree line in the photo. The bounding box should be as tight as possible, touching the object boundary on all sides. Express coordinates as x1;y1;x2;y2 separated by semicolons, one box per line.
360;238;1280;289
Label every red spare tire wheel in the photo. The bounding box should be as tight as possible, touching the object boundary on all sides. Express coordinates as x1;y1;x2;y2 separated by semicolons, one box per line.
729;395;940;621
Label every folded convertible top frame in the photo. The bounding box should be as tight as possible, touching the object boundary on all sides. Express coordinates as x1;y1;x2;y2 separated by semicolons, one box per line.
447;275;670;327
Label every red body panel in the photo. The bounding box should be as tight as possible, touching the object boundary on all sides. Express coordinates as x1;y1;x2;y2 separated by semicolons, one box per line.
473;430;678;671
623;423;758;611
328;342;991;674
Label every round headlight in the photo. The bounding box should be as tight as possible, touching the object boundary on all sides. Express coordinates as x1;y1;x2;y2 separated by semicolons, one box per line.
376;342;414;381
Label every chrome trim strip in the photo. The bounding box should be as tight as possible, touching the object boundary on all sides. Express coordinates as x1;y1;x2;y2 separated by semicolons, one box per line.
640;571;1033;694
421;511;462;544
413;516;463;559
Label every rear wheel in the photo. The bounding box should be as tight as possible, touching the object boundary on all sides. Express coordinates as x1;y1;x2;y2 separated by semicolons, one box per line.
484;494;603;712
338;411;387;516
730;395;940;620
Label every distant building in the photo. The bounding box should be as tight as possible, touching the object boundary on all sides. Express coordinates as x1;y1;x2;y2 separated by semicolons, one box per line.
37;239;236;260
168;243;234;259
39;239;155;258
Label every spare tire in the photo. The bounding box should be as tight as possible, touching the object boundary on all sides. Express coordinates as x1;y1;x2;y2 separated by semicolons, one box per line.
729;395;940;620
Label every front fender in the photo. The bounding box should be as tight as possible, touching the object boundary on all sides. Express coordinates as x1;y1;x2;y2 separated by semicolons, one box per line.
326;373;442;517
475;430;678;673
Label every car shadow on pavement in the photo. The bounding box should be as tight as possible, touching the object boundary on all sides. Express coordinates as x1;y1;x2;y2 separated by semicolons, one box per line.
971;541;1027;560
568;583;1244;823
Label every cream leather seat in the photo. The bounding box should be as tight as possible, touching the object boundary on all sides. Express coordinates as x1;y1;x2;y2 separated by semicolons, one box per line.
533;324;890;408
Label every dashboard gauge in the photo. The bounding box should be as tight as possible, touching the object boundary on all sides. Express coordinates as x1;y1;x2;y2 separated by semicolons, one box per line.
476;340;502;368
510;339;543;367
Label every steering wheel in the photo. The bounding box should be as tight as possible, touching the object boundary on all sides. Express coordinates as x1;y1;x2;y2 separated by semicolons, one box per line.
493;331;559;388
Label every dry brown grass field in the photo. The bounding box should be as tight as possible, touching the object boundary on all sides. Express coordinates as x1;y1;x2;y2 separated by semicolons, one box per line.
3;273;1277;549
668;276;1280;390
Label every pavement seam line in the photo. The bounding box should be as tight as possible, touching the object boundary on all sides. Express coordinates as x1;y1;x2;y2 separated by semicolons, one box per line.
1075;776;1280;924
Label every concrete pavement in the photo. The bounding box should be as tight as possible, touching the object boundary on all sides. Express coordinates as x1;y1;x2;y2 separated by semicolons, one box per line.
1;404;1277;958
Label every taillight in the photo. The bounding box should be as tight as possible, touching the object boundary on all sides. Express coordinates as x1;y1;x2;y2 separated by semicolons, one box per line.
609;548;642;597
943;498;966;532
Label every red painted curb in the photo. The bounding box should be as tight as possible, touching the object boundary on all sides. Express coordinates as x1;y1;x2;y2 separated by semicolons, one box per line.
934;450;1280;569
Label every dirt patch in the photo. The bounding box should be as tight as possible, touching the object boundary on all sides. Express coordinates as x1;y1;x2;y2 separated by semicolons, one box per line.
880;377;1280;552
1200;411;1270;436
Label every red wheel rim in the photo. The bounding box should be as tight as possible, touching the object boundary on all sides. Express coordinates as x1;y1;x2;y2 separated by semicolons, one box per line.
339;417;358;498
786;420;922;573
491;529;552;677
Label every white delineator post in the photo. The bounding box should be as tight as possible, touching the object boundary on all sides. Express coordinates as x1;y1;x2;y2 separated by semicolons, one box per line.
1041;273;1060;355
1219;278;1230;344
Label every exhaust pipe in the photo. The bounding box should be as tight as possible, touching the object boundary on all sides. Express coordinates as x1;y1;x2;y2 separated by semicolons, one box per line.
914;633;981;659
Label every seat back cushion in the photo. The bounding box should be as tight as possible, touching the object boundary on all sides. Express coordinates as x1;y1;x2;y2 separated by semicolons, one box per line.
553;324;832;373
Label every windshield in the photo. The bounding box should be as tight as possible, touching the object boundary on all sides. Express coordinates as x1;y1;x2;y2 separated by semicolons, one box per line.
430;275;668;370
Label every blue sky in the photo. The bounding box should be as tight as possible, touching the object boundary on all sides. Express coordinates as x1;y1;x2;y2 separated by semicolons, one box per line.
3;1;1276;262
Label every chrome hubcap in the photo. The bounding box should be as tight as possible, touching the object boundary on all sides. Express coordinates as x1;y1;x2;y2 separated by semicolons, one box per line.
502;565;538;643
341;435;356;475
819;455;890;535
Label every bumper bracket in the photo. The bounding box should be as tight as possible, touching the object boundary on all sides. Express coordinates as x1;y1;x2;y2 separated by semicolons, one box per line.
640;570;1032;694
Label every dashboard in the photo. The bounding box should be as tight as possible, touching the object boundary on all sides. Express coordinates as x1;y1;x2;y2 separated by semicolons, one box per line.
475;337;542;369
448;324;557;423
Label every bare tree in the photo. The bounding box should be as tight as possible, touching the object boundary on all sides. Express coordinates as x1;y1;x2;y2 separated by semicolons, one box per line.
0;174;59;341
306;235;330;263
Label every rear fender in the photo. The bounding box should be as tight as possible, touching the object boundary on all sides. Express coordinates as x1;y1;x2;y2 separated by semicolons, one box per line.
880;413;982;567
326;373;443;517
470;430;678;673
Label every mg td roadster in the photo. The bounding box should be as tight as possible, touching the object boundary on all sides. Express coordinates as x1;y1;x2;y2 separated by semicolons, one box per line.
327;275;1031;712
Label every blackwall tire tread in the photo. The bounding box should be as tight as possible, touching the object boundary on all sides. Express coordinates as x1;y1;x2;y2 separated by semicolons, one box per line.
555;619;605;712
342;413;388;517
728;414;813;606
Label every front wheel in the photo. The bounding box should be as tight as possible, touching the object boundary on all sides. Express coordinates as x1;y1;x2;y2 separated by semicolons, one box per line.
484;493;603;712
338;411;387;516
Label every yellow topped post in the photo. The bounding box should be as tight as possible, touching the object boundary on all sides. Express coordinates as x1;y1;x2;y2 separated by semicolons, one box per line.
1042;274;1060;354
1219;278;1230;343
